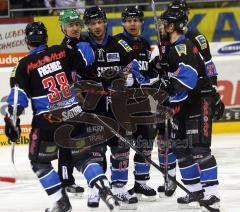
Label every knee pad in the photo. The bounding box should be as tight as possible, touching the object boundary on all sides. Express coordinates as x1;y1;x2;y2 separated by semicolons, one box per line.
74;145;107;172
172;139;191;159
31;161;53;178
133;124;155;154
110;150;130;169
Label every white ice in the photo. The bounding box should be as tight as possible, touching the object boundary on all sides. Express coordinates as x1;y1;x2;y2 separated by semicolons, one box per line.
0;134;239;212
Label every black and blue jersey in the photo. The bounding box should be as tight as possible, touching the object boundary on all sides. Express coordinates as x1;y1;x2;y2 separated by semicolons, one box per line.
7;44;94;129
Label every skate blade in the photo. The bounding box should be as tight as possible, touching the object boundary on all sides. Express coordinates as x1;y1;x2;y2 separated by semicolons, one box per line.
67;192;84;198
158;192;175;198
178;202;201;209
118;202;138;210
201;202;221;212
136;193;156;202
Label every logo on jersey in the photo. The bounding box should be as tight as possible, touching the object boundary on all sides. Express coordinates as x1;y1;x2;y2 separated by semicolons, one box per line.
175;44;187;56
195;35;207;50
118;40;132;52
97;48;105;62
106;53;120;62
27;50;66;73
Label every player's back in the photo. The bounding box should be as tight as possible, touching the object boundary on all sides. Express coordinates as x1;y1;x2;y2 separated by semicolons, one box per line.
12;44;86;129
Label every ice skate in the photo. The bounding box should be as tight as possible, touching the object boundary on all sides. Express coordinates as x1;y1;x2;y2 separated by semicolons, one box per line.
157;177;177;198
87;186;100;208
112;183;138;210
129;182;156;202
200;195;220;212
65;183;84;198
177;190;204;209
94;178;120;211
45;189;72;212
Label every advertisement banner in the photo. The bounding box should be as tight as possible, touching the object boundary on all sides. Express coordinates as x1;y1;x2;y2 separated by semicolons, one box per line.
0;22;28;53
210;41;240;56
35;7;240;47
0;7;240;66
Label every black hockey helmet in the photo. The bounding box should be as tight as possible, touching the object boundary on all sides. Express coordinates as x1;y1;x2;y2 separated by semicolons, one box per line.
168;0;189;15
25;22;47;46
83;6;107;25
159;8;187;31
122;6;144;22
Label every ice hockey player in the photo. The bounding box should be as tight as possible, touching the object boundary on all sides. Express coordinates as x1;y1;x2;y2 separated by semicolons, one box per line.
114;6;157;202
166;1;223;209
83;6;146;210
57;8;85;197
156;7;221;210
4;21;119;212
157;0;224;200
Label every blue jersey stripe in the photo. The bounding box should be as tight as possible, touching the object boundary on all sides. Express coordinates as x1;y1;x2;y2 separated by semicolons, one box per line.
77;42;95;67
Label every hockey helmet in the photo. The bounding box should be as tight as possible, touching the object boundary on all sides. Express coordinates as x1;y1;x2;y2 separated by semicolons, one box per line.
168;0;189;15
121;6;144;22
159;8;187;31
59;9;81;26
83;6;107;25
25;22;47;46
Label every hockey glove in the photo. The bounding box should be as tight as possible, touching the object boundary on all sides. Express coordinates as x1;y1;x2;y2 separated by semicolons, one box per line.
66;37;80;47
4;114;21;142
213;92;225;120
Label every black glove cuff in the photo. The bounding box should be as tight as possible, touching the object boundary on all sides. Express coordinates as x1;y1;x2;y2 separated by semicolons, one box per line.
8;105;24;116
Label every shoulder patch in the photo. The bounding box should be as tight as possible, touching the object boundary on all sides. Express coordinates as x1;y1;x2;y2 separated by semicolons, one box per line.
175;44;187;56
10;64;18;77
118;39;132;52
195;35;207;50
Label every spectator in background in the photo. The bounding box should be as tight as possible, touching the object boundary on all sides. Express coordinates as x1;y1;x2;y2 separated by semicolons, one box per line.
44;0;85;15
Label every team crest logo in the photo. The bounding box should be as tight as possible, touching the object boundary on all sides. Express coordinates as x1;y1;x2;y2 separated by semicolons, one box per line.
175;44;187;56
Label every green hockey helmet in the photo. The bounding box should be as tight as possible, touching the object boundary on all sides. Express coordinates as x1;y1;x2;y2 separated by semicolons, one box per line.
59;9;81;26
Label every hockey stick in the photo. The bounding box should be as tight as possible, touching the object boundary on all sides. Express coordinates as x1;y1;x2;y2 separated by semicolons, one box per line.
163;117;169;193
11;84;19;165
93;113;220;212
151;0;171;195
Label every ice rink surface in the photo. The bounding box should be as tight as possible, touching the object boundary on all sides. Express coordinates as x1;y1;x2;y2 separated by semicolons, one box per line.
0;134;240;212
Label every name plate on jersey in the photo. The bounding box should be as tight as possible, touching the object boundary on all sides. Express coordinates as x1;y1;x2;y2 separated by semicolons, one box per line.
106;53;120;62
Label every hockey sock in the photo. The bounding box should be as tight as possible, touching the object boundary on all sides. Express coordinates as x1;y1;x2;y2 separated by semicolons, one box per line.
178;159;202;192
159;151;177;177
83;163;105;187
